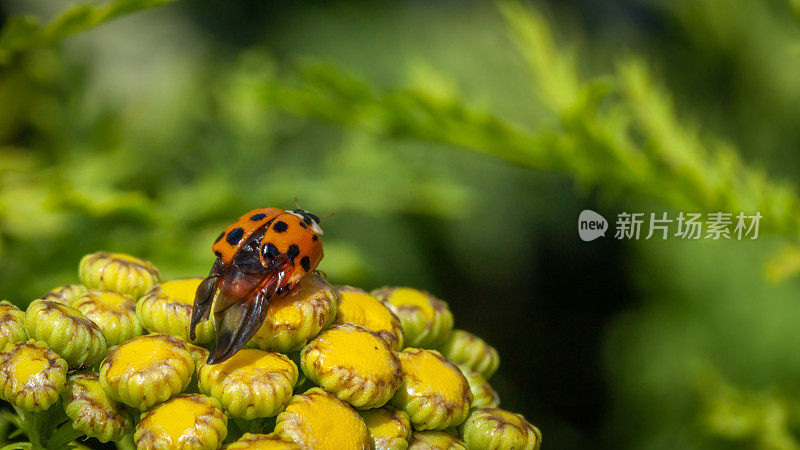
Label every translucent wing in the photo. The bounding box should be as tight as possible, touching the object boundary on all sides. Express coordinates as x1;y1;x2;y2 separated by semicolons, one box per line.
190;260;223;341
206;256;292;364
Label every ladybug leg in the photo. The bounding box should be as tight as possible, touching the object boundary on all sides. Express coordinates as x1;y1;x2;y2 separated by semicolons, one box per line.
190;259;223;341
207;257;292;364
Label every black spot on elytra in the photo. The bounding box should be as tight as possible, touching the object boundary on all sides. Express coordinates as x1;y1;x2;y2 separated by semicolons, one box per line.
214;232;225;244
300;256;311;272
299;221;308;229
312;235;319;241
273;221;288;233
250;213;266;221
262;242;280;259
286;244;300;262
226;227;245;245
214;250;222;258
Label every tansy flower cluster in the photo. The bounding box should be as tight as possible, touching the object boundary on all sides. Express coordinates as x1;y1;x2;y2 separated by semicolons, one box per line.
0;251;541;449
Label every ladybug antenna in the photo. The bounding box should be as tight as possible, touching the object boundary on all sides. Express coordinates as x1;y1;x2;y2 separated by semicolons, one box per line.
294;197;302;210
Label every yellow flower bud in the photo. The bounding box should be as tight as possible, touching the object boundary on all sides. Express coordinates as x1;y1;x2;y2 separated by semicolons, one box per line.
274;387;371;450
99;333;194;410
0;340;67;411
458;408;541;450
199;349;297;419
391;348;472;431
137;278;215;344
334;285;404;350
457;364;499;409
24;300;107;368
79;251;162;299
359;406;412;450
224;433;301;449
437;330;499;380
41;284;88;306
73;290;142;346
371;287;453;349
135;393;227;450
301;324;401;409
0;301;26;350
408;430;466;449
251;273;337;353
62;373;132;442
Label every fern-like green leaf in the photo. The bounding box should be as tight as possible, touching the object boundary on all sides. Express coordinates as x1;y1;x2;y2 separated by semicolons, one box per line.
264;1;800;278
0;0;177;64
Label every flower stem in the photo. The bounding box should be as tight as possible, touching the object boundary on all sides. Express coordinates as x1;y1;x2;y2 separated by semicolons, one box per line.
12;408;42;450
44;421;83;450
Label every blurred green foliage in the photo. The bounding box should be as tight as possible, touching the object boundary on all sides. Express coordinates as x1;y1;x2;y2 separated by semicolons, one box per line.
0;0;487;302
3;0;800;448
0;0;174;64
267;2;800;241
699;368;800;450
264;4;800;447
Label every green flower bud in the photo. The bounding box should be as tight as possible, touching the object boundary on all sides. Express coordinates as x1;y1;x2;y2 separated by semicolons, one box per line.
79;251;162;299
135;393;227;450
137;278;215;344
359;406;412;450
371;287;453;349
251;273;337;353
0;340;67;411
73;290;142;346
437;330;499;380
458;408;541;450
199;349;297;419
301;324;401;409
224;433;301;449
334;285;404;351
391;348;472;431
24;299;107;368
41;284;88;306
99;333;194;410
62;373;132;442
457;364;499;408
0;301;26;349
408;430;467;449
185;342;210;376
275;387;371;450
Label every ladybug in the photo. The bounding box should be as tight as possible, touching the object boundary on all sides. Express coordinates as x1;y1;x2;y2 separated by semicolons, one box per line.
190;207;324;364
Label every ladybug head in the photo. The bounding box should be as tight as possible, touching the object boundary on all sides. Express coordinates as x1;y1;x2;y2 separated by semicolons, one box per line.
291;209;324;235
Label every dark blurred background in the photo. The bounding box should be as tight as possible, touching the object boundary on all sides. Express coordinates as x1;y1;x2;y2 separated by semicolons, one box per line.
3;1;800;448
